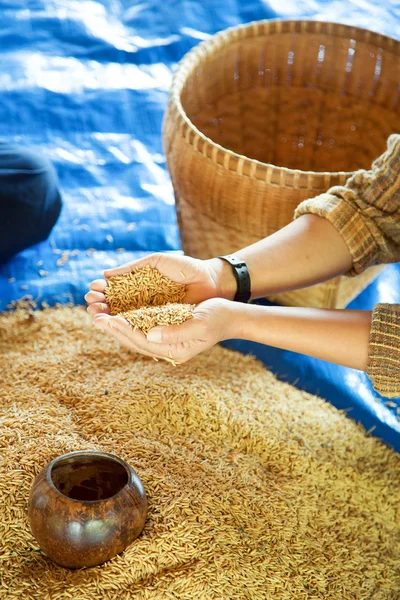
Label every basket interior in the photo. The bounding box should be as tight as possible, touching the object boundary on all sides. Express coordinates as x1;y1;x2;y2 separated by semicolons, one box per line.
181;30;400;172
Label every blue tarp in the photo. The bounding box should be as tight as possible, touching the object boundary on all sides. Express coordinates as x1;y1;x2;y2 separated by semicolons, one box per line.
0;0;399;449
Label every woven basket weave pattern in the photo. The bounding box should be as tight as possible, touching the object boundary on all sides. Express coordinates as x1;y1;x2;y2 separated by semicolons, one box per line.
164;20;400;308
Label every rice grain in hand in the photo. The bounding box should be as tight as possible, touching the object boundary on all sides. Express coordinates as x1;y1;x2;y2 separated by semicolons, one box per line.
104;267;187;314
120;303;194;335
104;267;190;334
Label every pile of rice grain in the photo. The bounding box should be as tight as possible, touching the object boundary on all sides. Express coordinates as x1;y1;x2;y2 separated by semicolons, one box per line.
104;267;193;334
1;306;400;600
105;267;186;313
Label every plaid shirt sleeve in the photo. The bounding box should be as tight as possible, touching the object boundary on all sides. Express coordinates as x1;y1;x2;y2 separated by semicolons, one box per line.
367;304;400;398
294;134;400;398
294;133;400;276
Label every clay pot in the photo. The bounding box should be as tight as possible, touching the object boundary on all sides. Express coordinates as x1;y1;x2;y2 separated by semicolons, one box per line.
28;450;148;569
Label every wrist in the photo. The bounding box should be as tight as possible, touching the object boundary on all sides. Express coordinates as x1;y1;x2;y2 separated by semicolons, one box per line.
222;301;253;340
206;257;237;300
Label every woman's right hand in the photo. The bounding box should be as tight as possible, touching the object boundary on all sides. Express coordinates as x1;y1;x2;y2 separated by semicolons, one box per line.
85;253;236;316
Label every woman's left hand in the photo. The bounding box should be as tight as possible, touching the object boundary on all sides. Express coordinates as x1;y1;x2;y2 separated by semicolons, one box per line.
92;298;238;363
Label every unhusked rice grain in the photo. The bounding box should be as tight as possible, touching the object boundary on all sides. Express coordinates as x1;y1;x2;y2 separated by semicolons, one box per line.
0;306;400;600
105;268;186;315
120;303;194;335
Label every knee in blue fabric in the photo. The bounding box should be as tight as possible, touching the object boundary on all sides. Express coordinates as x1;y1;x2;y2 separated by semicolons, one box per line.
0;144;62;264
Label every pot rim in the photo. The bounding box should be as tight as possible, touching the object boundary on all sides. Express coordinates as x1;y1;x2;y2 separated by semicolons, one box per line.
168;18;399;185
46;450;134;504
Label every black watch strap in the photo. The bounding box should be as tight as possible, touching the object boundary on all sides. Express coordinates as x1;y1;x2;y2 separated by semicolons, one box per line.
217;255;251;303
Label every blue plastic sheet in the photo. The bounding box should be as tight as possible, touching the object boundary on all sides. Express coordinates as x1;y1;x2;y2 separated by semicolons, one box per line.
0;1;399;449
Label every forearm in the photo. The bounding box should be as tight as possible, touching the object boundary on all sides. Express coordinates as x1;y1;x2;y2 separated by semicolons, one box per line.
210;135;400;300
230;303;372;371
209;214;353;300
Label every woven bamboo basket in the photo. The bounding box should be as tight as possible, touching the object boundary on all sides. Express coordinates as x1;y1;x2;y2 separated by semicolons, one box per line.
163;19;400;308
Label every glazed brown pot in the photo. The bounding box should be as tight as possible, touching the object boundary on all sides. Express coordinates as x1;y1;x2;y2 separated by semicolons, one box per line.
28;450;148;569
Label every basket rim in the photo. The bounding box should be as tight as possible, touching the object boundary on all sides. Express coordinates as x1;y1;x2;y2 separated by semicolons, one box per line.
168;18;400;188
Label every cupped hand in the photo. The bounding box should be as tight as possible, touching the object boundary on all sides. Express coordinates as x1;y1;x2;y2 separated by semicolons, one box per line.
92;298;238;363
85;252;235;316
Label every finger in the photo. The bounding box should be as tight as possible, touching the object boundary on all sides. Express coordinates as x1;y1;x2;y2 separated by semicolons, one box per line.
124;328;200;365
89;279;107;292
99;316;183;364
107;316;156;347
103;254;160;278
101;315;139;337
94;315;140;351
146;316;205;344
87;302;110;315
104;316;169;355
93;315;141;339
93;315;165;360
85;291;106;304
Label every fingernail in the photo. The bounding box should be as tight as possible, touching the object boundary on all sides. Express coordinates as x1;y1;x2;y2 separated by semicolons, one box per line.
147;328;162;343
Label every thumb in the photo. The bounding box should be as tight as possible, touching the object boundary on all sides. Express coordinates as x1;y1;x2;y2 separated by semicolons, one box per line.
146;317;205;344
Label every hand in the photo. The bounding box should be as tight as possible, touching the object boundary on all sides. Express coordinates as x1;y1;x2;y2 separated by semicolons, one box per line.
92;298;238;363
85;252;236;316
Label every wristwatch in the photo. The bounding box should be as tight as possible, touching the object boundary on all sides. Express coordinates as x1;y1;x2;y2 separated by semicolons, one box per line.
217;255;251;303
